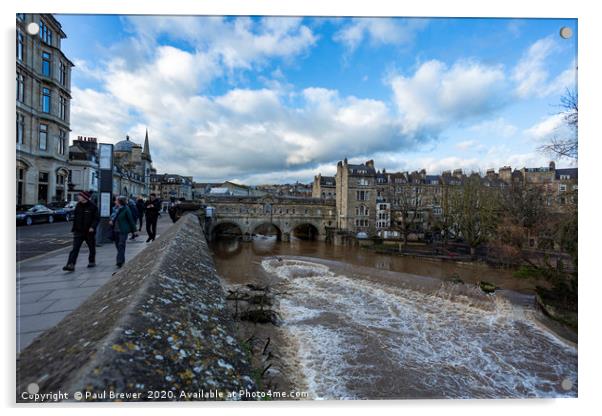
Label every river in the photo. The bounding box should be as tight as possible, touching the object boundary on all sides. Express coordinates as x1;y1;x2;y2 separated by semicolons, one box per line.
211;236;578;400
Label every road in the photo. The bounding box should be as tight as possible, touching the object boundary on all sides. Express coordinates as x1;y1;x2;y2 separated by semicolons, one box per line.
16;220;74;262
16;215;172;262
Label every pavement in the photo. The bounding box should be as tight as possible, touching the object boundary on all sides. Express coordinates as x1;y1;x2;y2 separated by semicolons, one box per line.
16;215;173;352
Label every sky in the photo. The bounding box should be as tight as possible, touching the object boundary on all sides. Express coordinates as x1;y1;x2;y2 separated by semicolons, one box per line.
55;15;578;184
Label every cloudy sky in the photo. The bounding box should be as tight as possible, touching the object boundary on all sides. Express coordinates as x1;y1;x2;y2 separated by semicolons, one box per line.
57;15;577;184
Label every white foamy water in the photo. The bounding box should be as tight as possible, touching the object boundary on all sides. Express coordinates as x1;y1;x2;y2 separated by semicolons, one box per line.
261;258;578;399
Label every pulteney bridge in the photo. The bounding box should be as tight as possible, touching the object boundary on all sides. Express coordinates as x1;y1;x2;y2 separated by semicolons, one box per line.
201;195;337;242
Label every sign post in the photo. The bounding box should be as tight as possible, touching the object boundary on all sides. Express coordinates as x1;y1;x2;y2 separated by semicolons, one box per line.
96;143;114;245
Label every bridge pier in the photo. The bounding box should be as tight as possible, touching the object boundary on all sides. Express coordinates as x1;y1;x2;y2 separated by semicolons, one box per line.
281;232;290;242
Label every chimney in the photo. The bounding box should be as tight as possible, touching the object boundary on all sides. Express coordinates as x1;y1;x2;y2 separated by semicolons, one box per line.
365;160;374;169
549;161;556;171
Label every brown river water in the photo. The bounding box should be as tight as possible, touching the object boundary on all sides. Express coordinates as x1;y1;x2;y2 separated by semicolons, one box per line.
210;236;578;400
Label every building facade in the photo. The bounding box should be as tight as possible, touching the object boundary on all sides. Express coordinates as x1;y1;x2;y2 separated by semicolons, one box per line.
312;174;336;200
335;159;377;235
112;130;154;197
67;136;99;202
324;159;578;239
150;173;194;201
16;14;73;205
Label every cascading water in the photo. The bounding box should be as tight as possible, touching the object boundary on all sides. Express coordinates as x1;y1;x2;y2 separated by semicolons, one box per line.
261;257;578;400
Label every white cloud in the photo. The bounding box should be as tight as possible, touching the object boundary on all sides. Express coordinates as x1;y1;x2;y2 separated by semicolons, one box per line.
70;87;132;141
525;113;572;142
68;18;576;184
389;59;507;135
512;37;576;98
333;18;428;52
123;16;317;73
455;140;478;151
468;117;518;138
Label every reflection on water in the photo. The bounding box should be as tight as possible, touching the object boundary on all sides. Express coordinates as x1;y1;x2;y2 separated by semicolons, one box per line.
211;237;578;399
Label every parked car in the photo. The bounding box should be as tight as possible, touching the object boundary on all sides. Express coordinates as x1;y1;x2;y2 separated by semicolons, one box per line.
47;201;75;221
16;204;56;226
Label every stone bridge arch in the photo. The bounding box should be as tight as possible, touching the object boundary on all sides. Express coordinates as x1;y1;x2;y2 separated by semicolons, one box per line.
210;220;244;241
250;222;283;240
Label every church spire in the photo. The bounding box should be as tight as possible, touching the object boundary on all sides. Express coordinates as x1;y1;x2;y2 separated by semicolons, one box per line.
142;128;151;162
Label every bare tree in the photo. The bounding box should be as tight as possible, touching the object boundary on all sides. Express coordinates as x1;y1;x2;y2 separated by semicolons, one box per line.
431;182;457;247
393;183;424;248
539;89;578;160
450;175;499;257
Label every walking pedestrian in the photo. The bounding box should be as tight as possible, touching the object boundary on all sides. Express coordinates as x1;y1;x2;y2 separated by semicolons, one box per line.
109;195;137;268
136;195;145;231
63;191;99;271
145;193;161;242
127;196;139;240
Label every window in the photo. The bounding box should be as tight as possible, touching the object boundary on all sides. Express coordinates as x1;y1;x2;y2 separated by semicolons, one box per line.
16;73;25;102
16;113;24;144
39;19;53;45
355;219;368;227
58;130;66;155
41;87;51;113
39;124;48;150
38;171;49;204
17;31;24;61
56;174;65;186
356;190;369;201
358;178;369;186
42;52;51;76
356;205;369;216
17;167;25;205
59;95;66;120
59;61;67;85
559;184;567;192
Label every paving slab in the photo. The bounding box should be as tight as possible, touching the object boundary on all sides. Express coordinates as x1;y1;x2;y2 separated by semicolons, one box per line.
16;216;173;351
17;300;57;317
41;296;90;314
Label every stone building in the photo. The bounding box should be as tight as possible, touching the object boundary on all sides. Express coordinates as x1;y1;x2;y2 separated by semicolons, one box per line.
335;159;377;234
192;182;223;200
67;136;99;202
258;182;312;198
150;173;194;201
16;14;73;205
312;174;336;200
323;159;578;239
112;130;154;197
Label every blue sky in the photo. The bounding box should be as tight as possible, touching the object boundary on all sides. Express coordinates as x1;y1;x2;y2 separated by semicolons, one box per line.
56;15;577;184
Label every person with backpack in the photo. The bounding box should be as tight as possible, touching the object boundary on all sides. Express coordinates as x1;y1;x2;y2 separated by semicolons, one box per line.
109;195;138;268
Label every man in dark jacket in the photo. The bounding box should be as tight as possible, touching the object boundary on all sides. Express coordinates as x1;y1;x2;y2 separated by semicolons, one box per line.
135;196;145;231
63;191;100;271
144;193;161;242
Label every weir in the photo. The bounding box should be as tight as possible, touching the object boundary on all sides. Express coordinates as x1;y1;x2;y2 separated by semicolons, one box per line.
17;213;255;401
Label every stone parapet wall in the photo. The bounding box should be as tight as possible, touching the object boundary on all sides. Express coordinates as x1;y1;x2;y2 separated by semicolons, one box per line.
17;213;255;402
